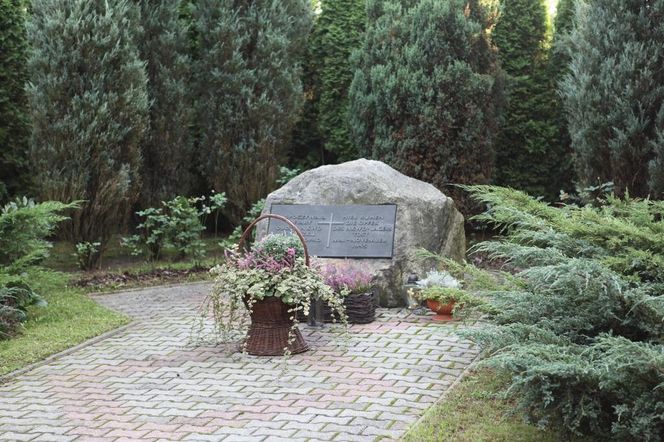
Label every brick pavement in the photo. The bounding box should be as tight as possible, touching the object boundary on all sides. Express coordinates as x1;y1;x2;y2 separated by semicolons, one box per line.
0;282;479;441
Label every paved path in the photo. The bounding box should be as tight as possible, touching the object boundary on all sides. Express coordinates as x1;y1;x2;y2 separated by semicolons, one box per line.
0;282;478;441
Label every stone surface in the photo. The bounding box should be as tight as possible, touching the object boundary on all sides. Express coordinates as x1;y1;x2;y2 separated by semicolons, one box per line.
0;283;479;442
259;159;466;306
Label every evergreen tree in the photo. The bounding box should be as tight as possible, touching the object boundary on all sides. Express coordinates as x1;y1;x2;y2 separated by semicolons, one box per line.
289;7;324;168
547;0;576;195
553;0;575;37
348;0;503;213
137;0;194;208
0;0;30;202
193;0;311;222
492;0;569;199
561;0;664;197
27;0;148;259
316;0;366;162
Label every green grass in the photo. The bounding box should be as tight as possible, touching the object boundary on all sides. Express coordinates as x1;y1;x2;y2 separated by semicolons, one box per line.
403;369;562;442
0;269;129;377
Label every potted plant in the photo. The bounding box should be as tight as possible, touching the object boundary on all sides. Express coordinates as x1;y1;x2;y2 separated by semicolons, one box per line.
410;270;481;321
202;215;347;356
319;262;376;324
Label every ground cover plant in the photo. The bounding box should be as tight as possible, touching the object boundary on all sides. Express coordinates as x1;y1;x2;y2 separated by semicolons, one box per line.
0;270;128;376
0;197;128;374
462;185;664;440
0;197;75;338
404;369;562;442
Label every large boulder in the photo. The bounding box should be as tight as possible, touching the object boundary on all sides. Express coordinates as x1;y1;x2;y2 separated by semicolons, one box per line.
258;159;466;307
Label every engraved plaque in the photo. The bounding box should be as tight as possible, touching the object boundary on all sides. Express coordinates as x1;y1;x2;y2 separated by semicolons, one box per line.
267;204;397;258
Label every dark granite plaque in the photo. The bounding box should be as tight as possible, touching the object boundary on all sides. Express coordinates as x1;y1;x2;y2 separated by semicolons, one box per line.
267;204;397;258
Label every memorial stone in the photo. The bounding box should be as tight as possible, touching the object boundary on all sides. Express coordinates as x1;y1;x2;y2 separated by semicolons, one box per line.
258;159;466;307
267;204;397;258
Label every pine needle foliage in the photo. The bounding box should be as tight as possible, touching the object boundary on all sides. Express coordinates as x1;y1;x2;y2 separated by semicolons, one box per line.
0;0;30;202
561;0;664;198
193;0;311;223
27;0;149;262
348;0;504;213
463;185;664;439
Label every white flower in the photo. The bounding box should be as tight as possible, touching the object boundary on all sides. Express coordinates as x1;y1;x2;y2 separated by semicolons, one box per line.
416;270;461;289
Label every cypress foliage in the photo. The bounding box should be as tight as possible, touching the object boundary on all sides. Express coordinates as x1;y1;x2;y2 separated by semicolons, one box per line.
0;0;30;202
561;0;664;197
492;0;570;199
193;0;311;222
316;0;366;162
552;0;575;37
27;0;149;257
137;0;194;208
348;0;503;213
546;0;576;196
289;7;324;168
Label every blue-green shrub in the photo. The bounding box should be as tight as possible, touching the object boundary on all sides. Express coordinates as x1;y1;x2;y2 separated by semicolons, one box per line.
463;186;664;440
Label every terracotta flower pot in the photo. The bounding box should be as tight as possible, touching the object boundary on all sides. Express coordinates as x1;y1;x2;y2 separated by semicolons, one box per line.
244;296;309;356
426;299;457;322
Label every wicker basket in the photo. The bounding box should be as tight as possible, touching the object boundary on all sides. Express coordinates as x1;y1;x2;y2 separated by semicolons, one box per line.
244;296;308;356
297;291;376;324
343;292;376;324
239;214;310;356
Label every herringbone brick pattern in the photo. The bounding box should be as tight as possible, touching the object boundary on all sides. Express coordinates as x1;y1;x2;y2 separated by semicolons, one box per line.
0;282;478;441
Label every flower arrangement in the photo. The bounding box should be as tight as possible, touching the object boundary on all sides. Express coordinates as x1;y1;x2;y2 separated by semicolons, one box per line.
320;262;373;295
415;270;461;289
313;262;376;324
201;233;347;356
409;270;482;319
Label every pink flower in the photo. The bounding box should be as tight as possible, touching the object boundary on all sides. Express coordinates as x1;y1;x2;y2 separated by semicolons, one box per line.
319;262;373;294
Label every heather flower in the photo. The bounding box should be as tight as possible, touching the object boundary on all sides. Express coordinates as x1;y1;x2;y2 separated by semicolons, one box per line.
320;262;373;294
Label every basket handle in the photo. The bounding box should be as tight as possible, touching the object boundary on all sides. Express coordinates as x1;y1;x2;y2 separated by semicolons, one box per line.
238;214;310;267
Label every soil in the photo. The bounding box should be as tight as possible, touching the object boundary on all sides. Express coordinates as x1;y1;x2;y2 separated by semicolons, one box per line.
72;267;212;291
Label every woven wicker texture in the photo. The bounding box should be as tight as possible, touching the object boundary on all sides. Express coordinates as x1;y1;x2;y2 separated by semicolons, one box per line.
240;215;311;356
245;296;308;356
298;292;376;324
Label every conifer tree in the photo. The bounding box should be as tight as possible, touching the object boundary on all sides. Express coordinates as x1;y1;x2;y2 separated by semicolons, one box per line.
547;0;576;195
492;0;569;199
193;0;311;222
561;0;664;197
0;0;30;202
137;0;194;207
27;0;149;259
290;7;324;168
316;0;366;162
349;0;503;212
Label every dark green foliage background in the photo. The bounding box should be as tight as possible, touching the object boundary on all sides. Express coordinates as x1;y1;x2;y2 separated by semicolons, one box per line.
492;0;572;199
192;0;311;223
349;0;504;213
316;0;366;162
137;0;195;208
561;0;664;198
0;0;31;203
